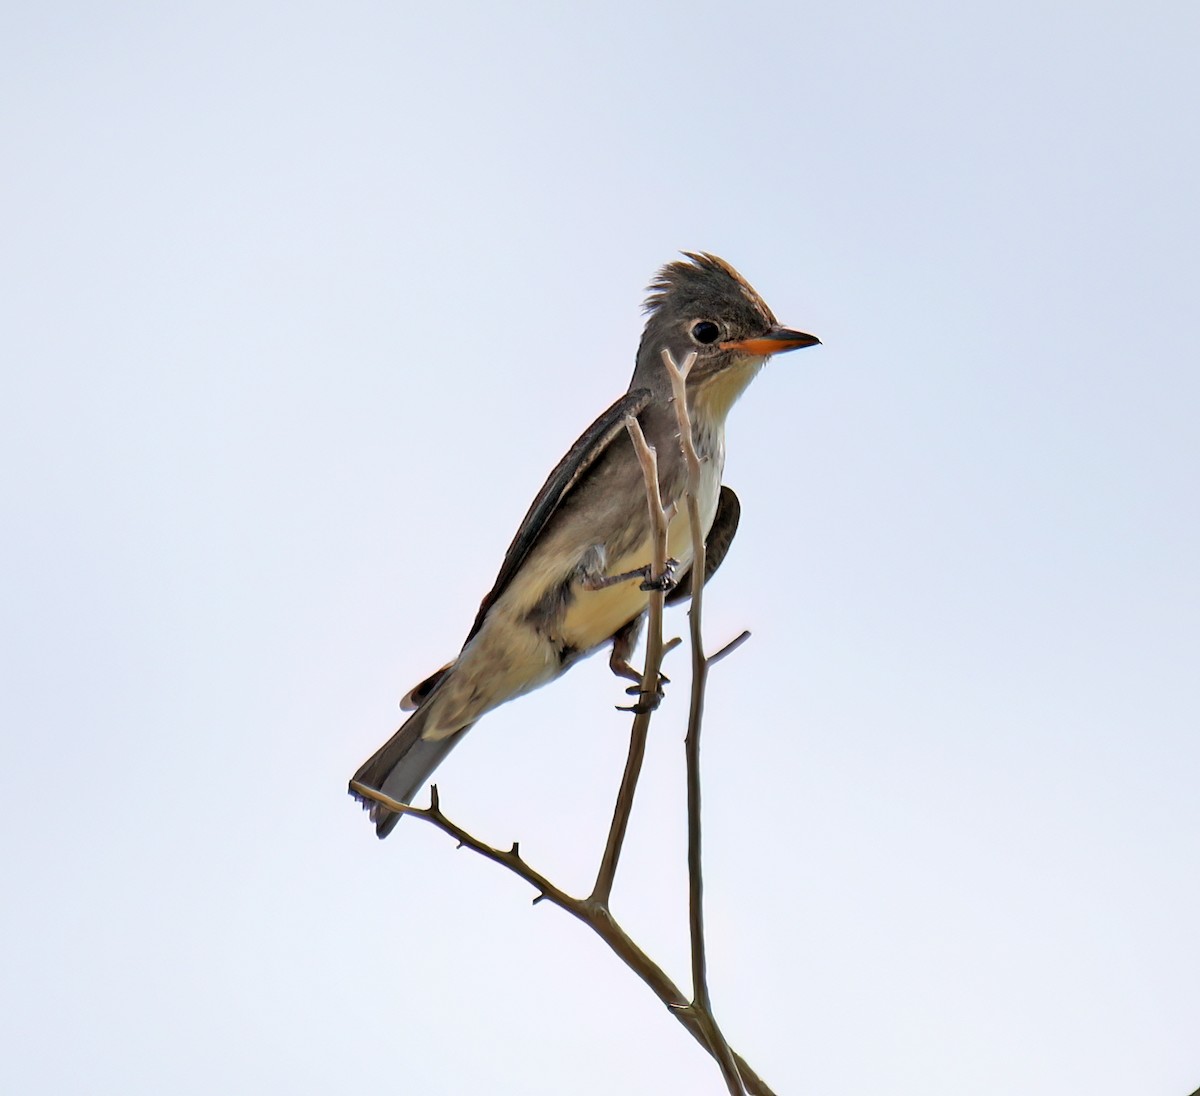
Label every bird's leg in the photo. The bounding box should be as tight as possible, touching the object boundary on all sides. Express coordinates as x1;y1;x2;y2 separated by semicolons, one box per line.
609;636;642;685
609;617;647;682
610;617;672;714
575;548;674;712
580;557;680;593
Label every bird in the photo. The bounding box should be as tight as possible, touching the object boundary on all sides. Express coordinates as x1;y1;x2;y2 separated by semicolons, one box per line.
350;252;820;836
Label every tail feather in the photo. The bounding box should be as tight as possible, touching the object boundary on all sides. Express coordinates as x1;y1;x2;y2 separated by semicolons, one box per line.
350;705;473;838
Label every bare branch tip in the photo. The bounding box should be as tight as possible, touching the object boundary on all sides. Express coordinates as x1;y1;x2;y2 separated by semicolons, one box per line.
708;629;753;666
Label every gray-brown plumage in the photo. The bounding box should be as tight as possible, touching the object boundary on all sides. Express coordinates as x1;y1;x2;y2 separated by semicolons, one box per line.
351;253;819;836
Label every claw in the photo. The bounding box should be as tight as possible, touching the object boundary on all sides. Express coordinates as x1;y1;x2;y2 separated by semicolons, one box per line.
639;558;679;593
618;670;668;713
623;672;669;695
617;693;662;715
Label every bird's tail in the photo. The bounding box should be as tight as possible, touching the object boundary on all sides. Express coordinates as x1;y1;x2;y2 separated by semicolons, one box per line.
349;702;473;839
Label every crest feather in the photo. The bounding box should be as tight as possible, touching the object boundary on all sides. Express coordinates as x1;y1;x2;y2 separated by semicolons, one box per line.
643;252;777;325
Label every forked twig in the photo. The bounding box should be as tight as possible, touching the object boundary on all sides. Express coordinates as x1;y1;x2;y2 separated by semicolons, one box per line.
356;380;767;1094
350;782;775;1096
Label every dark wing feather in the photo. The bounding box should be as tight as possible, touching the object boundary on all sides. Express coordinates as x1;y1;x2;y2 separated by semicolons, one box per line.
665;485;741;605
463;387;654;644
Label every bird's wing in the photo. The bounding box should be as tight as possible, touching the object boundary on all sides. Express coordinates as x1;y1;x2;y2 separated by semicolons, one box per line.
462;387;654;644
664;484;741;605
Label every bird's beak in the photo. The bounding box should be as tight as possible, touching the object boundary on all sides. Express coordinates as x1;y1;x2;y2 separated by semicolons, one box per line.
720;326;821;356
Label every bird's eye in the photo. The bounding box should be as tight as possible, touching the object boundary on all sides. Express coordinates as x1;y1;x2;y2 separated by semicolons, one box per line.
691;321;721;345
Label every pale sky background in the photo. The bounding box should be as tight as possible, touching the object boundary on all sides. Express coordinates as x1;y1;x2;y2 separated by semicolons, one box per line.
2;3;1198;1094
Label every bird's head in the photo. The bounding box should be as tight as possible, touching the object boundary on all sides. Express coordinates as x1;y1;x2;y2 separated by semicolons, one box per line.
632;252;819;418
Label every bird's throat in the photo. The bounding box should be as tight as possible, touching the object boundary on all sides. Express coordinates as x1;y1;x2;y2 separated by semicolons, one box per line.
690;357;764;435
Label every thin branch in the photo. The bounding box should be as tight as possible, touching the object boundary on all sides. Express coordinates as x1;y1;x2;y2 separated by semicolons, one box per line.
664;349;711;1004
663;347;744;1092
589;414;672;907
350;782;777;1096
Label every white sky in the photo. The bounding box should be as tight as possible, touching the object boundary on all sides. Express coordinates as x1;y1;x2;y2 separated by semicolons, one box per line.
2;3;1198;1094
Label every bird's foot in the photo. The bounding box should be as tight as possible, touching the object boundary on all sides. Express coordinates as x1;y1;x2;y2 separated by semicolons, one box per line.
616;673;668;714
638;558;679;593
582;558;678;593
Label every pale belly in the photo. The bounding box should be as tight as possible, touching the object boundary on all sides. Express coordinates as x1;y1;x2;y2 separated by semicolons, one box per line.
559;464;721;651
424;510;702;737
